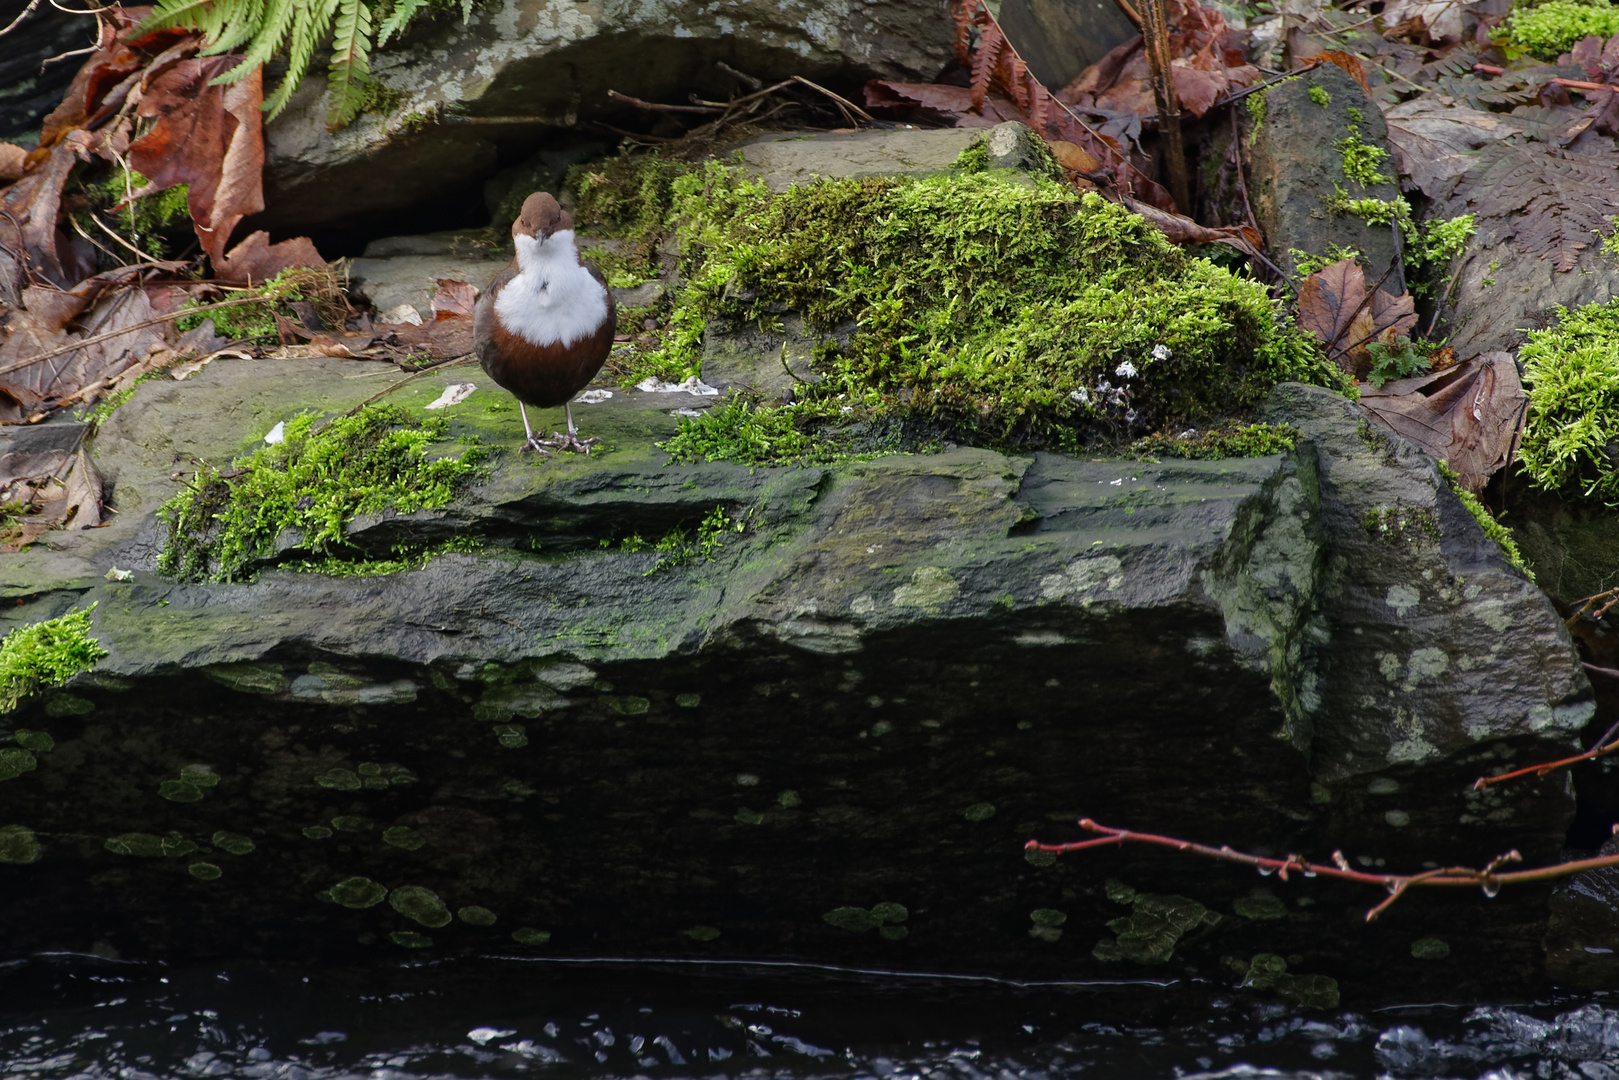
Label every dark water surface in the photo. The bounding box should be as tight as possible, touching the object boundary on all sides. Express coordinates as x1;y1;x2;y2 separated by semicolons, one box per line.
4;954;1619;1080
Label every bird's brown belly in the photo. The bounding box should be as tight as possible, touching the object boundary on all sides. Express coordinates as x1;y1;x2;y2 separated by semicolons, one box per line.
478;318;614;409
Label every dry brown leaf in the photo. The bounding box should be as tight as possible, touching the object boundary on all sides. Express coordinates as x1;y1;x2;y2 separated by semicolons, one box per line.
1359;353;1524;492
432;279;479;320
0;436;101;552
1305;51;1371;94
0;144;26;182
1047;139;1101;173
1296;259;1420;375
384;318;475;359
863;81;1031;128
211;231;327;286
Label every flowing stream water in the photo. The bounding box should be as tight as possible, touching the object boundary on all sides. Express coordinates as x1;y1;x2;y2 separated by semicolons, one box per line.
4;954;1619;1080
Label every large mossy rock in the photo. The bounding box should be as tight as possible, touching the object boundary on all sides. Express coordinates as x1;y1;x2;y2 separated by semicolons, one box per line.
0;356;1595;999
257;0;955;236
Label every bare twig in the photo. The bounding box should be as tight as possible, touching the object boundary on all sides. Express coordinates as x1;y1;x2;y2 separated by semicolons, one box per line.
716;60;763;90
1109;0;1144;31
1138;0;1190;212
791;76;875;123
0;0;42;38
320;354;478;430
1028;818;1619;921
607;89;724;115
0;295;271;380
1473;716;1619;790
1567;585;1619;627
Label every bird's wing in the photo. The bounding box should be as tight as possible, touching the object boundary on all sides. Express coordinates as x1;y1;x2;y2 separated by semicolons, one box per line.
472;261;519;367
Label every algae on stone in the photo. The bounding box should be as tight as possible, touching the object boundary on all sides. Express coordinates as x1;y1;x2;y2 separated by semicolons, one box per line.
1093;890;1220;963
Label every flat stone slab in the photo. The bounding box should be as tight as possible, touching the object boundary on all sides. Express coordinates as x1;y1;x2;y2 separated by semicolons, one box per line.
740;127;984;191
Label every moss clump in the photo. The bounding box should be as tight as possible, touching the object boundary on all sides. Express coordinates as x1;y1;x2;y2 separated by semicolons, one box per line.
324;876;386;908
1242;953;1339;1009
1133;422;1298;459
1093;890;1219;963
1411;936;1451;959
1518;299;1619;505
77;168;190;257
0;607;106;714
157;405;487;583
1436;461;1533;579
673;167;1343;455
1308;85;1331;106
175;265;349;342
1233;895;1288;920
512;927;551;945
1504;0;1619;57
1338;129;1392;188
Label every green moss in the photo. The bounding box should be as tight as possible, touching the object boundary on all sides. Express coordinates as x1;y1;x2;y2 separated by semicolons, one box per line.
278;537;481;578
0;748;36;781
316;768;362;790
1030;908;1067;926
1325;186;1411;228
0;824;40;864
605;158;1346;464
1437;461;1533;579
382;825;425;850
1242;953;1340;1009
823;906;881;932
1246;90;1268;134
174;267;326;341
391;931;433;948
1519;299;1619;505
777;789;801;807
188;862;222;880
326;876;386;908
1233;895;1288;919
683;925;721;941
0;607;106;714
1411;936;1451;958
158;405;487;583
1362;503;1442;544
512;927;551;945
79;168;190;257
303;825;333;839
871;902;908;924
459;905;497;926
389;885;452;927
1338;129;1392;188
12;730;54;752
44;694;93;717
203;662;288;695
1093;892;1219;963
1288;245;1363;277
493;723;529;748
212;831;255;855
1025;846;1057;866
1505;1;1619;57
1133;422;1297;459
676;693;702;707
1308;85;1331;106
619;504;747;573
962;802;996;821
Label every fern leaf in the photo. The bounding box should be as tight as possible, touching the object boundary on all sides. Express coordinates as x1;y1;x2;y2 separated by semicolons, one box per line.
460;0;471;21
231;0;297;70
201;0;267;55
952;0;979;64
141;0;227;37
262;0;337;120
970;20;1004;113
376;0;429;46
325;0;374;130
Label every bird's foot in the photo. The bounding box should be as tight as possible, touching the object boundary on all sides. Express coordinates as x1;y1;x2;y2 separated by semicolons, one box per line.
520;433;556;457
535;430;602;456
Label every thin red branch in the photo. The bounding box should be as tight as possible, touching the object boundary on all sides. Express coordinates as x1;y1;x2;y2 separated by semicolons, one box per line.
1473;716;1619;790
1028;818;1619;921
1471;63;1619;93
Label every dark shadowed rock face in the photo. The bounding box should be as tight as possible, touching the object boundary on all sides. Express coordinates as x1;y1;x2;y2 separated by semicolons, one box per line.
0;360;1593;999
256;0;956;236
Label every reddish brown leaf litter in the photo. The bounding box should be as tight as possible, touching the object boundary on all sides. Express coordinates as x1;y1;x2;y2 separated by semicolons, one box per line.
1360;354;1526;493
0;6;328;431
1294;259;1418;376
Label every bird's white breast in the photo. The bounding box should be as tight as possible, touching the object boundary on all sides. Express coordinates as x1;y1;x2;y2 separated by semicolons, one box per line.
494;230;610;348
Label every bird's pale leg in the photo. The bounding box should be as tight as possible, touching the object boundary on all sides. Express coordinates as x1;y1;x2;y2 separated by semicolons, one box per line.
518;403;553;456
539;400;603;455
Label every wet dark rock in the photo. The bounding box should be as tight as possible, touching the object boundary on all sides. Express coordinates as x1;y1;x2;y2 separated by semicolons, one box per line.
998;0;1139;91
1235;63;1403;286
1438;234;1619;361
0;354;1595;999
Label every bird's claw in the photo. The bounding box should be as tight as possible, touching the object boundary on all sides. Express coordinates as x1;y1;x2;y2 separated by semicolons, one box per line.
534;430;602;456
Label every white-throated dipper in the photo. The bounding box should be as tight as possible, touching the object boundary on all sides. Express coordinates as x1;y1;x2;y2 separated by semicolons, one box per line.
473;191;617;455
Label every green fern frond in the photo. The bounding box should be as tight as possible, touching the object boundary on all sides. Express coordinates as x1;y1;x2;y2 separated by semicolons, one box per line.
141;0;239;44
325;0;374;130
261;0;338;121
376;0;428;46
199;0;266;55
228;0;298;74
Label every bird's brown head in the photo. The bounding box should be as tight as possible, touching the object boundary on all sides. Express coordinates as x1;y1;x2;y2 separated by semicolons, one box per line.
512;192;572;240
